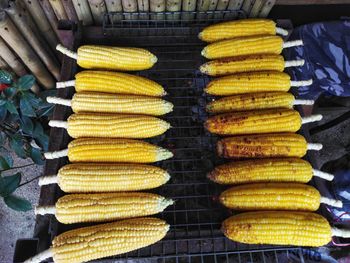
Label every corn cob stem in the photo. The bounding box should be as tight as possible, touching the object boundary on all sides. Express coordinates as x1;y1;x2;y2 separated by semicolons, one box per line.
49;120;68;129
293;99;314;105
35;206;56;215
332;228;350;238
56;80;75;89
285;59;305;68
276;27;288;36
313;169;334;181
307;143;323;151
38;175;58;185
291;79;313;87
47;96;72;107
282;39;303;48
24;248;53;263
320;197;343;208
301;114;323;124
44;149;68;159
56;44;78;59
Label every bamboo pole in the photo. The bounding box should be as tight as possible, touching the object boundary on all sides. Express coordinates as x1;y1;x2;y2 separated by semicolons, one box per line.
166;0;181;20
49;0;69;20
226;0;243;18
196;0;209;19
242;0;253;15
0;56;11;71
137;0;149;20
22;0;59;50
88;0;107;25
61;0;79;21
38;0;60;38
214;0;229;18
71;0;93;25
0;38;40;93
122;0;138;20
105;0;123;21
0;12;54;89
258;0;275;17
182;0;196;20
6;2;60;80
150;0;164;20
249;0;263;17
206;0;218;18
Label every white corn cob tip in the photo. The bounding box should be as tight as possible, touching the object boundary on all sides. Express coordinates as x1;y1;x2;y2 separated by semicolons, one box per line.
56;80;75;89
290;79;313;87
320;197;343;208
38;175;58;186
307;143;323;151
293;99;314;106
156;148;173;161
332;227;350;238
301;114;323;124
44;149;68;159
285;59;305;68
312;169;334;181
282;40;303;49
47;96;72;107
49;120;69;129
35;206;56;215
56;44;78;59
23;249;53;263
276;27;288;36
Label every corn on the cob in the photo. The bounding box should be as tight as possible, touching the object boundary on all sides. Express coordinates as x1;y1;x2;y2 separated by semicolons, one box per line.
35;193;174;224
39;163;170;192
205;72;313;96
24;217;169;263
202;36;303;59
222;211;333;247
44;138;173;163
206;92;314;113
205;109;322;135
208;158;334;185
56;44;157;70
56;71;165;96
198;19;288;43
49;113;170;139
217;133;322;159
47;92;173;115
220;183;342;211
200;55;304;76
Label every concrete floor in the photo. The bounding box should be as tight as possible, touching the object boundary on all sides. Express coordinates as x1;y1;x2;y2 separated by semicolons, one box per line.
0;155;43;263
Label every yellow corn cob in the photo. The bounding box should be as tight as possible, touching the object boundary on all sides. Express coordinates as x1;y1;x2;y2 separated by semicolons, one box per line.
205;72;294;95
39;163;170;192
217;133;311;159
52;113;170;139
222;211;331;247
199;19;283;43
36;193;173;224
220;183;322;211
73;71;165;96
208;158;313;184
202;36;284;59
206;92;296;113
200;55;285;76
205;109;302;135
44;138;173;163
71;92;173;115
57;44;157;70
24;217;169;263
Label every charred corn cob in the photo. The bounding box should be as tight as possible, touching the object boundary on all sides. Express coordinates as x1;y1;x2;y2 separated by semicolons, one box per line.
205;109;322;135
44;138;173;163
49;113;170;139
222;211;350;247
205;72;313;96
56;71;165;96
217;133;322;159
199;19;288;43
208;158;334;185
202;36;303;59
57;44;157;70
47;92;173;115
220;183;342;211
39;163;170;192
35;193;174;224
200;55;304;76
206;92;314;113
24;217;169;263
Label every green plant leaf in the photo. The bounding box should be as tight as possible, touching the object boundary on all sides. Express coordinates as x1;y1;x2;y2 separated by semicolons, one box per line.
0;132;5;145
3;194;32;211
18;75;35;90
0;172;21;196
5;101;18;115
20;116;33;135
30;147;44;165
3;87;17;97
10;135;26;158
33;123;49;151
0;99;6;106
0;156;10;170
4;155;13;167
0;105;7;121
0;70;13;84
21;92;41;109
20;98;36;117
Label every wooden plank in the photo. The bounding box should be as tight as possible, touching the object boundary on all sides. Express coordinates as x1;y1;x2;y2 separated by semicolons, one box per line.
166;0;181;20
276;0;350;4
61;0;79;21
242;0;254;14
226;0;243;18
197;0;210;19
249;0;263;17
72;0;94;25
0;38;27;77
150;0;165;20
105;0;123;21
258;0;275;17
39;0;60;39
88;0;107;25
49;0;69;20
122;0;138;20
214;0;229;19
137;0;149;19
182;0;196;20
22;0;59;50
0;56;10;71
